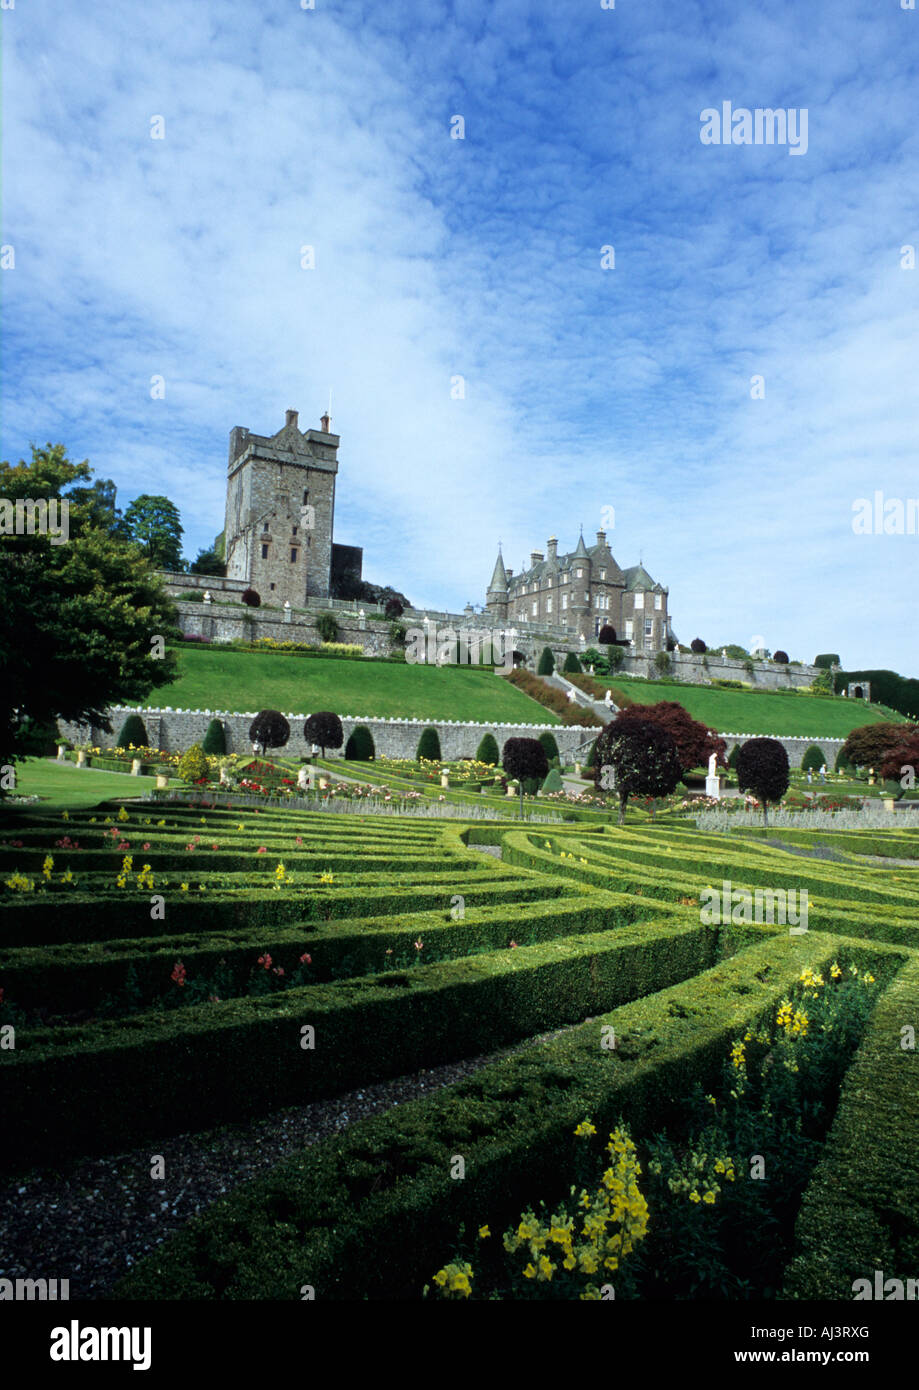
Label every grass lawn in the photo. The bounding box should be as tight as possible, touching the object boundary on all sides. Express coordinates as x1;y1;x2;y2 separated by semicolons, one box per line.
159;647;562;724
608;679;905;737
1;758;165;811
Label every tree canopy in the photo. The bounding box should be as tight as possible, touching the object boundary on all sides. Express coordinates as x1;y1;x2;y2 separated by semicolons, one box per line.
0;445;180;769
122;494;185;571
613;700;726;774
735;738;790;825
594;716;682;824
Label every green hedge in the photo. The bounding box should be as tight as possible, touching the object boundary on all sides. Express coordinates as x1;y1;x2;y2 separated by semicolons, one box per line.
1;917;714;1170
113;933;863;1299
783;950;919;1298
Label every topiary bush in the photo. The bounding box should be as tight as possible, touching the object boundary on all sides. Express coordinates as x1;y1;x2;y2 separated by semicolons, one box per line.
345;725;375;761
654;651;671;676
475;733;500;766
593;718;682;824
690;638;706;654
835;747;854;774
202;719;226;756
502;737;549;816
800;745;827;773
773;650;790;665
248;710;291;751
814;654;840;670
735;738;790;825
541;766;564;793
416;727;442;761
563;651;582;674
598;625;616;645
384;597;404;619
315;612;340;643
538;731;560;763
116;713;148;749
304;712;344;758
177;744;209;783
537;647;555;676
241;588;261;607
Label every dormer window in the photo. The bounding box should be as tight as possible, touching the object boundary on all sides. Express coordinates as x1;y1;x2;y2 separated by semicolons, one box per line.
634;591;644;609
600;569;606;580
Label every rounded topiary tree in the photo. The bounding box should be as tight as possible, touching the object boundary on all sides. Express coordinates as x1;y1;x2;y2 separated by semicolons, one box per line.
241;588;261;607
598;625;617;645
417;727;442;761
202;718;226;756
690;638;707;654
116;713;148;749
773;650;789;665
345;725;375;761
502;737;549;817
735;737;790;825
315;612;340;643
834;746;853;774
304;712;343;759
563;651;582;674
537;647;555;676
800;745;826;773
814;654;840;670
178;743;209;783
727;744;741;772
384;597;404;618
538;731;560;764
475;732;500;766
249;710;291;752
542;766;564;793
594;718;682;825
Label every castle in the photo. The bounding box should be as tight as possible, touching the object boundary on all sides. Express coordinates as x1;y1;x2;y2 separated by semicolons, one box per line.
485;534;672;649
224;408;362;606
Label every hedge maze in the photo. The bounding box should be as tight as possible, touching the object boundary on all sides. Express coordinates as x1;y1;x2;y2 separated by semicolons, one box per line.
1;797;917;1299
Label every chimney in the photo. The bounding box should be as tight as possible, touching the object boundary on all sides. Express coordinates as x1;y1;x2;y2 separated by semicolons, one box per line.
530;551;543;568
596;529;606;547
547;537;558;560
285;409;299;430
506;568;513;579
320;410;331;433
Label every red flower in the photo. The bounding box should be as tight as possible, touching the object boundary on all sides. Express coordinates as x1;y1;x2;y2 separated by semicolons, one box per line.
258;953;272;969
509;940;518;949
272;966;285;977
142;842;151;850
257;846;267;854
171;961;186;987
299;952;312;965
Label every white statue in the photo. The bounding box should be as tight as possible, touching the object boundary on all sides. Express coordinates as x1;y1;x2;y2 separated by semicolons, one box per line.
604;689;613;706
708;753;718;778
567;688;577;703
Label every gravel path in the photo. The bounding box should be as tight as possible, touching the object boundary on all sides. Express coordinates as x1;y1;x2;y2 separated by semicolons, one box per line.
0;1024;577;1299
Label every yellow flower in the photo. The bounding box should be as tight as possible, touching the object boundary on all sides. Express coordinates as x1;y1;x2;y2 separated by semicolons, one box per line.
319;870;334;885
574;1120;597;1138
42;854;54;881
522;1263;537;1280
180;882;189;892
862;973;875;985
117;806;129;822
702;1191;716;1205
830;961;842;979
478;1225;490;1239
537;1255;554;1281
689;1190;701;1203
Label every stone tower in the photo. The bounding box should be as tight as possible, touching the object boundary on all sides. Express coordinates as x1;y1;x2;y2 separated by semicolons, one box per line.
224;408;339;606
485;549;509;622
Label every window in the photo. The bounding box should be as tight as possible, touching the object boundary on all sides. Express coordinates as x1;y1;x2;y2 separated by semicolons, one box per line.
645;618;653;637
302;489;309;504
532;600;538;617
654;593;662;610
261;544;269;559
576;568;584;579
562;594;568;610
269;583;276;591
290;548;298;562
547;596;552;613
600;569;606;580
625;619;633;639
263;522;269;532
292;525;298;536
634;591;644;609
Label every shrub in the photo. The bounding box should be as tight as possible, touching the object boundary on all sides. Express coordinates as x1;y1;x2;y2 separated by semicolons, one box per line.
502;669;602;726
563;651;582;674
834;747;853;774
177;744;209;783
654;651;672;676
116;714;149;749
727;744;741;771
690;638;706;654
241;588;261;607
345;725;375;761
502;737;549;815
389;621;407;648
608;644;624;670
841;722;912;771
593;718;682;824
735;738;790;825
475;733;500;766
598;625;617;645
417;727;442;761
773;650;789;665
384;597;404;618
315;612;340;643
304;712;344;758
538;731;560;763
541;766;564;793
248;710;291;751
202;719;226;756
814;654;840;670
800;745;826;773
613;701;725;773
537;647;555;675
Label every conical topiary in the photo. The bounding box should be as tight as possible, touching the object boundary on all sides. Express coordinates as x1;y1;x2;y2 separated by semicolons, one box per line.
116;713;148;749
475;733;500;765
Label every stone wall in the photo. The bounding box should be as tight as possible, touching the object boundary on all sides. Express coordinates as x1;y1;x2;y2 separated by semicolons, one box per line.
58;707;596;764
603;650;821;690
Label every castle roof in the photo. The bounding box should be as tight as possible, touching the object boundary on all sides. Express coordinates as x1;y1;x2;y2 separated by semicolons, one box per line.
622;563;662;592
487;551;508;594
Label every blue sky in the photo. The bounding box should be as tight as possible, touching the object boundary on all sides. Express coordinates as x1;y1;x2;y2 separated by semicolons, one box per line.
2;0;918;670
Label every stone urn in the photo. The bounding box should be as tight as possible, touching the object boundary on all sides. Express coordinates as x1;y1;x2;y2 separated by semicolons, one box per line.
131;758;142;776
440;771;450;789
155;774;169;789
76;750;87;768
